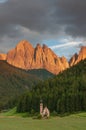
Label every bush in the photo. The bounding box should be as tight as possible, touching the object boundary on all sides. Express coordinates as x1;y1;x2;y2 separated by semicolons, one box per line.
37;114;42;119
51;111;57;116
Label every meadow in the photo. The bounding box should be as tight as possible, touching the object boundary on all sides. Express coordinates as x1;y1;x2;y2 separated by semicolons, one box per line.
0;111;86;130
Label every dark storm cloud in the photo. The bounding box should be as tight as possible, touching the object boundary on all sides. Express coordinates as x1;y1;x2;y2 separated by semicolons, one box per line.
0;0;57;34
0;0;86;39
0;24;23;38
55;0;86;37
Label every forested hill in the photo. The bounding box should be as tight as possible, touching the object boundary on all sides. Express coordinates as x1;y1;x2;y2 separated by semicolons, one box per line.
17;59;86;114
0;60;54;110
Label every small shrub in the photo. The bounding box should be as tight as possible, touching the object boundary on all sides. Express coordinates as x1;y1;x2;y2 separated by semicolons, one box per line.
37;114;42;119
51;111;57;116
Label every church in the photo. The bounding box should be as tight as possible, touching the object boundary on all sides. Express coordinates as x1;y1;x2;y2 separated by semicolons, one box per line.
40;100;50;118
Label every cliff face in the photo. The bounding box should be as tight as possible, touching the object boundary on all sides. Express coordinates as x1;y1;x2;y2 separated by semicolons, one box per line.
6;40;69;74
7;40;34;69
33;44;69;74
0;40;86;74
0;53;7;60
69;46;86;66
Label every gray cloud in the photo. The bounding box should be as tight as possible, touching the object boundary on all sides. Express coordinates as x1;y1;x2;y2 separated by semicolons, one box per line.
55;0;86;37
0;0;57;33
1;0;86;37
0;0;86;50
0;0;60;46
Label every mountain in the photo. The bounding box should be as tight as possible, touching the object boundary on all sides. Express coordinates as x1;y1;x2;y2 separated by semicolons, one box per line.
5;40;69;74
69;46;86;66
0;40;86;74
0;53;7;60
0;60;54;110
7;40;34;70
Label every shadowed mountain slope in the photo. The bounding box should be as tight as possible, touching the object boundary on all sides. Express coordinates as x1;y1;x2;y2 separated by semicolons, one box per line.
0;60;54;109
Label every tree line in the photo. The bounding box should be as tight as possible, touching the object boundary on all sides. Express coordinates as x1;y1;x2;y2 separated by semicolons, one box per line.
17;59;86;115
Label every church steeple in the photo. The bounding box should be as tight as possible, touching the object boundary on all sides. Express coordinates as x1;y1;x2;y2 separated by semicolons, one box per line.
40;100;43;115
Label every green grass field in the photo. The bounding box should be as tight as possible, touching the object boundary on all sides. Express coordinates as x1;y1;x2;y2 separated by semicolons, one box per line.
0;110;86;130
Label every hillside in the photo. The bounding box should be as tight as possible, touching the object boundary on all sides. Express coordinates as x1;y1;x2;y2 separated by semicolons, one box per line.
27;69;54;80
17;59;86;114
0;60;54;110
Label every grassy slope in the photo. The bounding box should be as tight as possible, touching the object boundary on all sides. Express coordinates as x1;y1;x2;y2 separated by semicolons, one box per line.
0;60;54;108
0;112;86;130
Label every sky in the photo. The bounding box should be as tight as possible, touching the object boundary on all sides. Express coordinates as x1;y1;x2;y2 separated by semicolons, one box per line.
0;0;86;59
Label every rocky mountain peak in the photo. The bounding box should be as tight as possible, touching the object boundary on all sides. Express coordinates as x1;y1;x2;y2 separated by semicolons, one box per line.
69;46;86;66
0;39;86;74
35;43;42;51
69;53;78;66
7;40;34;69
6;40;69;74
16;40;34;50
0;53;7;60
79;46;86;59
43;44;48;49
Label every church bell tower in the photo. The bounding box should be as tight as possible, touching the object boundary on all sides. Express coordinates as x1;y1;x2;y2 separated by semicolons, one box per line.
40;99;43;115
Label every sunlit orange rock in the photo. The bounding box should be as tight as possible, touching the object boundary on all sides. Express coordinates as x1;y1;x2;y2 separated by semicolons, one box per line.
6;40;69;74
69;46;86;66
7;40;34;69
0;53;7;60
